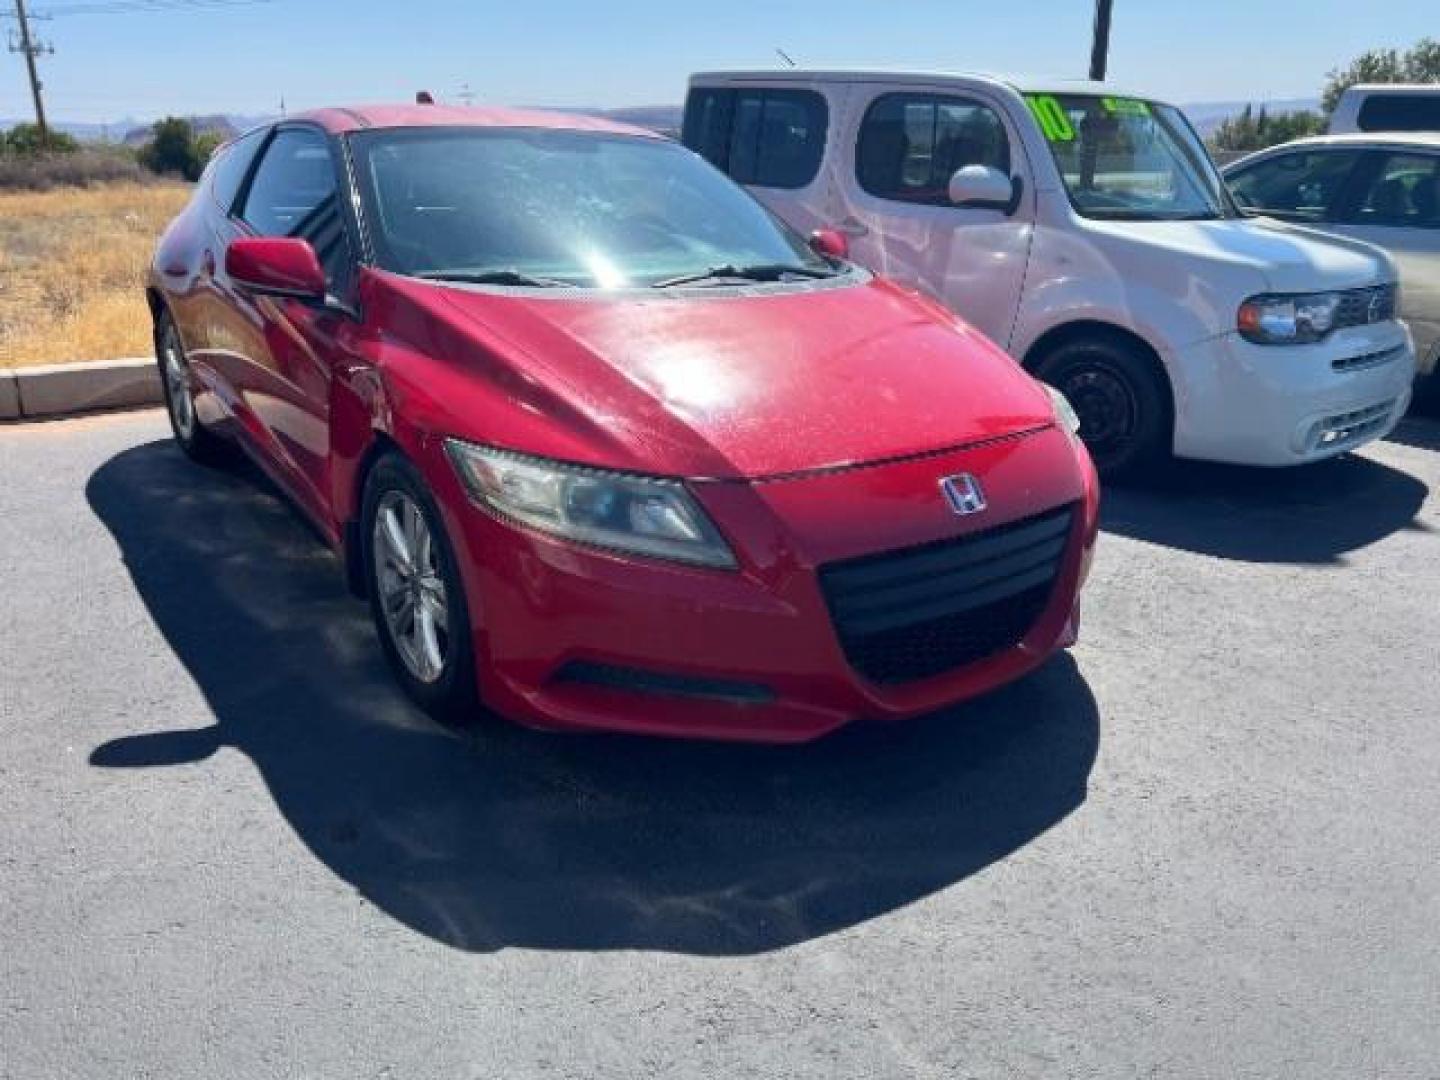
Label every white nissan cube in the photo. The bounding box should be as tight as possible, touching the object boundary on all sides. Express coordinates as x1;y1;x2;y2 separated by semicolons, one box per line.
683;70;1417;474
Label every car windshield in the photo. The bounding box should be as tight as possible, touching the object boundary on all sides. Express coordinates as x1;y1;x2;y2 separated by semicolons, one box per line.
1025;93;1234;220
348;126;837;288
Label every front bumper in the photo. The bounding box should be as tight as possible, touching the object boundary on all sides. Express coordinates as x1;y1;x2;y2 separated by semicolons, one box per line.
435;428;1100;743
1168;321;1416;466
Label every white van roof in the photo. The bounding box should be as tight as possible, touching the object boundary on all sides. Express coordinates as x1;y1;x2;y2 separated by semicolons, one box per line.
689;68;1156;103
1337;83;1440;99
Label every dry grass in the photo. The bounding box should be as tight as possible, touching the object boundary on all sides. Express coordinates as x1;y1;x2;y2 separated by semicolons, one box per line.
0;183;189;367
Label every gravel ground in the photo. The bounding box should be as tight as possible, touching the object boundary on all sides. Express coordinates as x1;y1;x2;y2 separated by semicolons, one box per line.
2;409;1437;1079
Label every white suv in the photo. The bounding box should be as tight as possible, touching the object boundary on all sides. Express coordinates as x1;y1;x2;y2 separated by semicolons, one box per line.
683;70;1416;473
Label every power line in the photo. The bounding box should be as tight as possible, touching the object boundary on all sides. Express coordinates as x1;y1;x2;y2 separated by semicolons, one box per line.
32;0;271;16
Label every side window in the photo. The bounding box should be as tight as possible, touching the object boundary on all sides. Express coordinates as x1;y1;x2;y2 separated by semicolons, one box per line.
857;93;1010;205
1358;96;1440;133
240;127;353;287
680;87;827;189
1349;152;1440;228
1227;151;1361;221
208;128;264;212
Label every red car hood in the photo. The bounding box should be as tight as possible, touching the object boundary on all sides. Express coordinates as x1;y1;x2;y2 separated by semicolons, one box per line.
425;275;1054;480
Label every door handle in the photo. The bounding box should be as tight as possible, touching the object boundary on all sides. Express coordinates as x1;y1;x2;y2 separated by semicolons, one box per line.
838;217;870;238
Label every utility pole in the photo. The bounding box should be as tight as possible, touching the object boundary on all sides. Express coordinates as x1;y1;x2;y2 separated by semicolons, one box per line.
1089;0;1113;82
9;0;52;140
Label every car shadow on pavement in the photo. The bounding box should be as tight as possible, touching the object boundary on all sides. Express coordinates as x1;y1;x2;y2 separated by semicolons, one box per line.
1386;415;1440;453
85;440;1100;957
1101;447;1431;564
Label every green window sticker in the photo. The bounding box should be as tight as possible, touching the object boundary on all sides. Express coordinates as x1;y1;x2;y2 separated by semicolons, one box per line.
1101;96;1152;118
1026;94;1075;142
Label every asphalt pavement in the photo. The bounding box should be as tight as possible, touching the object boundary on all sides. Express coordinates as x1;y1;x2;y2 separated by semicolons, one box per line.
2;409;1438;1078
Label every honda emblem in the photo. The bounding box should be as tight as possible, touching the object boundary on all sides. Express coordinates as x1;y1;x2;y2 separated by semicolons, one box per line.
940;473;987;516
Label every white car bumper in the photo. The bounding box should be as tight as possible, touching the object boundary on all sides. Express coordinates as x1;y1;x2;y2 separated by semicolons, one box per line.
1169;321;1416;466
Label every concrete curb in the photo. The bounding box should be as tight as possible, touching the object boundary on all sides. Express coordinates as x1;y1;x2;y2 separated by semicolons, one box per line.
1;358;161;421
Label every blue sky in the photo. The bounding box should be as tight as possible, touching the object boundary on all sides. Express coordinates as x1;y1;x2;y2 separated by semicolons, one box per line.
4;0;1436;124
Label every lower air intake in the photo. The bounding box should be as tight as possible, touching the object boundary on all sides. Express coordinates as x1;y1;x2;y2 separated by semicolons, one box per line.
818;505;1074;685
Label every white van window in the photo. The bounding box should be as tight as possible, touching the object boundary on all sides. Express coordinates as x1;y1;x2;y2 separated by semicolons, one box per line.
1357;95;1440;133
856;93;1009;205
1228;150;1362;221
1027;94;1232;221
681;88;828;189
1351;152;1440;228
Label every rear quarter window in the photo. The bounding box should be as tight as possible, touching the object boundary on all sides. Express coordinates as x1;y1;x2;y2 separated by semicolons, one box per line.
207;128;266;214
681;87;828;189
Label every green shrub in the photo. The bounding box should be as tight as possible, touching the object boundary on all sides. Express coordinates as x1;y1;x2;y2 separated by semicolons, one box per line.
3;123;80;155
138;117;204;181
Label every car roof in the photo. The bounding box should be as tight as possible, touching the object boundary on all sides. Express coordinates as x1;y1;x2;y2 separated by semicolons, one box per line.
288;103;663;139
1243;132;1440;154
689;68;1153;102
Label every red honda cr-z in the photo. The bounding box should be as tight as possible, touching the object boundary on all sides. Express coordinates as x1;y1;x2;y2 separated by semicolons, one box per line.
147;103;1099;743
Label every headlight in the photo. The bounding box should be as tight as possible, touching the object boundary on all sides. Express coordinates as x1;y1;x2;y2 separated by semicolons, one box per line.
1043;383;1082;438
443;439;737;569
1237;292;1344;344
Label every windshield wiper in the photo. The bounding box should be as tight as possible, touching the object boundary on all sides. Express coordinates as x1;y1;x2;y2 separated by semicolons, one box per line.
652;263;837;288
415;269;575;288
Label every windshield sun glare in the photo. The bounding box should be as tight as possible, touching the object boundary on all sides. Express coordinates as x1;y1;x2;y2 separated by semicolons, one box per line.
349;127;837;289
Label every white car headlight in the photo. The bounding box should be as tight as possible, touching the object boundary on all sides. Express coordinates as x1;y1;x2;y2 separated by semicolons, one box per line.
1237;292;1344;345
444;439;737;569
1043;382;1082;438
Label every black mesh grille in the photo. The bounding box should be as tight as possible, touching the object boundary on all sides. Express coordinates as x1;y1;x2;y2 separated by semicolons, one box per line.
1334;284;1397;330
818;504;1074;685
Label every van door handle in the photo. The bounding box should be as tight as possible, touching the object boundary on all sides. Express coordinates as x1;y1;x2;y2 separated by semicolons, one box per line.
838;217;870;238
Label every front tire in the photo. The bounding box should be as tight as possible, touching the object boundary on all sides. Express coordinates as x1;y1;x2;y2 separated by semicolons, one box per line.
1034;335;1171;478
155;310;232;466
362;451;479;726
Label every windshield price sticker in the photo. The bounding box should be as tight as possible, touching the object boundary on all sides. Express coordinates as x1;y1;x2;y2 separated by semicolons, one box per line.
1026;94;1075;142
1101;96;1152;117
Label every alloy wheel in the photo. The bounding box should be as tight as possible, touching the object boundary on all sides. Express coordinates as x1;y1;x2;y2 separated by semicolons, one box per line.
372;490;451;684
160;322;196;440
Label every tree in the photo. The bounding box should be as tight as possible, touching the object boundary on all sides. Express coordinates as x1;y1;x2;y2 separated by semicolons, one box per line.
138;117;203;181
2;123;79;155
193;130;223;170
1323;37;1440;114
1209;104;1325;154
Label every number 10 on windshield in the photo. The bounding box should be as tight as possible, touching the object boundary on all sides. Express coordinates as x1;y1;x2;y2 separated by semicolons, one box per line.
1026;95;1074;142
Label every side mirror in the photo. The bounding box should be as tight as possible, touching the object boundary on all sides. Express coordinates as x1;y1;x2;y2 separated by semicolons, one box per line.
808;228;849;260
948;165;1018;211
225;237;326;300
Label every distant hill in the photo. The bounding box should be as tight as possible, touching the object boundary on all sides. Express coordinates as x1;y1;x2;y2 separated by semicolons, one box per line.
552;104;684;134
120;114;241;146
0;117;145;141
5;97;1319;146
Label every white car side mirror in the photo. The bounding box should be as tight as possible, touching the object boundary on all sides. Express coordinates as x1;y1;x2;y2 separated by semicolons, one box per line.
948;165;1016;210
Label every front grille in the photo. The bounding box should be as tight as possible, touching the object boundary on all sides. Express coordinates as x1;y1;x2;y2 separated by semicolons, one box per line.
1332;345;1407;373
1333;284;1397;331
819;505;1074;685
